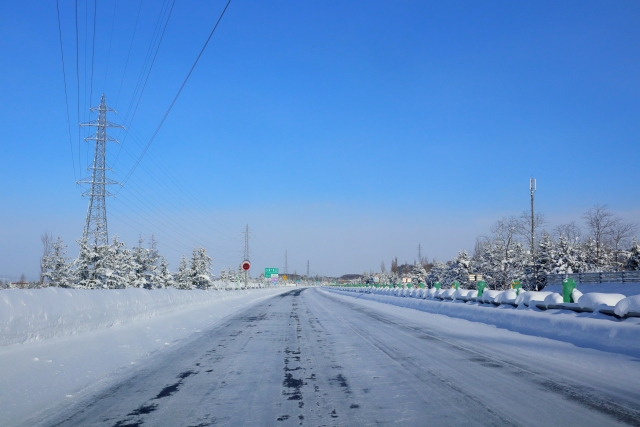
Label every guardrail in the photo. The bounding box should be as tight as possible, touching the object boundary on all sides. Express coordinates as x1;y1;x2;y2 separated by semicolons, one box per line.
545;271;640;285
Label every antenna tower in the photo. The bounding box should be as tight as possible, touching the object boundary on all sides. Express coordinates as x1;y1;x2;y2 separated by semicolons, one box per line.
77;94;123;247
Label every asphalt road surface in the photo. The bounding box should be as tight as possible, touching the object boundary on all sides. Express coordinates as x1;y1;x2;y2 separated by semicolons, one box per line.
36;288;640;427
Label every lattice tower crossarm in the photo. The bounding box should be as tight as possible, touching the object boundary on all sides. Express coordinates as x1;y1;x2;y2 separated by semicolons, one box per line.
77;94;124;247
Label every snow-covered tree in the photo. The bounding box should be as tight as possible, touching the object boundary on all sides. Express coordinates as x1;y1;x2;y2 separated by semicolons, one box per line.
156;256;173;288
626;239;640;271
42;237;74;288
189;247;213;290
174;255;191;289
409;261;427;287
447;250;472;287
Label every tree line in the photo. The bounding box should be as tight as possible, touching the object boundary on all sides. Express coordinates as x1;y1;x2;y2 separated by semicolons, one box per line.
373;205;639;290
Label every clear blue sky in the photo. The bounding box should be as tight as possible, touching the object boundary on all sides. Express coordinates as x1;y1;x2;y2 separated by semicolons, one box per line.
1;0;639;280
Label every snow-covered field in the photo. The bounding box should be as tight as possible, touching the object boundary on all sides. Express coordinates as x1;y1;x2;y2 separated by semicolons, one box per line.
327;287;640;357
0;287;291;427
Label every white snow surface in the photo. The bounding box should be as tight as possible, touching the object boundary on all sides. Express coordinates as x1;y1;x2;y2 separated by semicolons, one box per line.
494;289;518;304
615;295;640;316
328;289;640;357
0;287;280;347
515;291;553;306
543;292;564;307
577;293;627;310
0;287;290;426
544;282;640;296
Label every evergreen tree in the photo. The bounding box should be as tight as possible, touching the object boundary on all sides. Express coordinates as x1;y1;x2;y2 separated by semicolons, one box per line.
42;237;74;288
190;247;213;289
410;261;427;287
174;255;191;289
626;239;640;271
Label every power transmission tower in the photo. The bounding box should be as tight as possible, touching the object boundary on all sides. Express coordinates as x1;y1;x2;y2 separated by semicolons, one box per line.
306;260;310;279
77;94;123;247
418;244;422;264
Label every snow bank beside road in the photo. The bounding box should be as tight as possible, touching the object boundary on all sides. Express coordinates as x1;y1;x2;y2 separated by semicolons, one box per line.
326;289;640;357
0;287;280;346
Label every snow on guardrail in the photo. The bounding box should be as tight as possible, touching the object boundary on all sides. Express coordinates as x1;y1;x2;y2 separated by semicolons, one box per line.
325;286;640;357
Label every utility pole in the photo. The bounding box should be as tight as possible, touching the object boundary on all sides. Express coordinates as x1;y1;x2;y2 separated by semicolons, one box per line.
78;94;123;247
243;224;250;288
284;250;288;282
306;260;310;279
530;178;537;290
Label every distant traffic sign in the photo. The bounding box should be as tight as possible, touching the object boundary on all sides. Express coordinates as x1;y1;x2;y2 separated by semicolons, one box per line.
265;268;278;278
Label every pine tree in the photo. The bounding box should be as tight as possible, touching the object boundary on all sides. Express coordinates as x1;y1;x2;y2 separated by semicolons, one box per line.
410;261;427;287
42;237;74;288
174;255;191;289
626;239;640;271
190;247;213;290
156;256;173;288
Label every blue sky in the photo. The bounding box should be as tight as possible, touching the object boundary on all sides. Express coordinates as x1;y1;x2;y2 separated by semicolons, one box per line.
1;0;639;279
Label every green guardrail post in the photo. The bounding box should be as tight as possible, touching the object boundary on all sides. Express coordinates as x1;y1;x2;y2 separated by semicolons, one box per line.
452;281;460;290
562;278;576;303
419;283;425;289
511;280;522;295
477;281;487;297
433;282;441;290
407;283;413;289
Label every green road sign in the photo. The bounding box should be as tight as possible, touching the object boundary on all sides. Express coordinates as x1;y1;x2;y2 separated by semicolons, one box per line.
265;267;279;278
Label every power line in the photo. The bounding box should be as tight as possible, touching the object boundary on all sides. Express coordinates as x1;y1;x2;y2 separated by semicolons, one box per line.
102;0;118;93
113;0;176;166
114;0;143;108
88;0;97;109
119;0;233;188
75;0;82;181
55;0;77;181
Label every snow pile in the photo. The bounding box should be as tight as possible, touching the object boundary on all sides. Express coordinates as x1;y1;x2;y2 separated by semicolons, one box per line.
441;289;456;300
615;296;640;317
515;291;553;307
494;289;518;304
578;293;626;311
543;292;564;307
0;287;280;346
572;289;583;303
480;290;502;303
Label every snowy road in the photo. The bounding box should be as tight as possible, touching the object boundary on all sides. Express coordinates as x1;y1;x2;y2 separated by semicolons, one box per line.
34;287;640;427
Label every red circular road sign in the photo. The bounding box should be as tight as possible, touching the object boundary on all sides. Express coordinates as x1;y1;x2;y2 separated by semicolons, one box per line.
241;261;251;271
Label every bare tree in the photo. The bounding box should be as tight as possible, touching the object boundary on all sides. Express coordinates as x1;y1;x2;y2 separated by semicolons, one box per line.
515;211;547;251
380;261;386;273
491;216;520;288
391;257;398;274
611;221;638;270
40;231;52;284
553;222;582;243
582;205;618;268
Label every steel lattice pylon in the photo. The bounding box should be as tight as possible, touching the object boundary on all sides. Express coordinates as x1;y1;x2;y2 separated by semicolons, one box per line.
77;94;124;247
